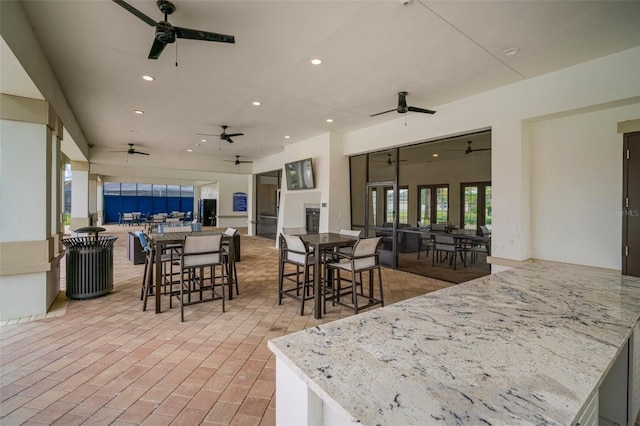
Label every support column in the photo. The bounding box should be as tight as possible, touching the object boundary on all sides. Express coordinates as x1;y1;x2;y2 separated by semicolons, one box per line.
489;119;532;272
70;160;90;230
0;94;64;320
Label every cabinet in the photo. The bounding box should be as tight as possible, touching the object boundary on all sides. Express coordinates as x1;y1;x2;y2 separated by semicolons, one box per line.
593;320;640;426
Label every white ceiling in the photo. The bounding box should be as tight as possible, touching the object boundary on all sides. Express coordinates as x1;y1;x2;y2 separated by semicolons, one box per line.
7;0;640;166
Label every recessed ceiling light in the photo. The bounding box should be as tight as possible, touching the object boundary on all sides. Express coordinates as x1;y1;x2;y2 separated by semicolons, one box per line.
432;153;439;157
134;110;144;114
326;118;333;123
142;75;155;81
252;101;261;106
284;135;291;139
201;139;207;142
196;143;201;147
502;47;520;57
187;149;193;152
311;58;323;65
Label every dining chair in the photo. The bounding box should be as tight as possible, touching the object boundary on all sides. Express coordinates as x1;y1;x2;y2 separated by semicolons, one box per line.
417;233;434;259
122;212;134;226
278;234;315;315
176;234;227;322
432;235;467;270
325;236;384;314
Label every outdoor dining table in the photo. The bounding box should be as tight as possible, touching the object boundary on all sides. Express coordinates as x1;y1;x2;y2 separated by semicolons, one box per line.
299;233;359;319
147;230;237;314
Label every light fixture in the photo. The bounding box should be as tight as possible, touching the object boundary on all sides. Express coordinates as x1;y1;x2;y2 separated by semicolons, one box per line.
187;149;193;152
311;58;323;65
432;153;439;157
196;143;201;147
201;139;207;142
252;101;261;106
142;75;155;81
284;135;291;139
134;110;144;114
502;47;520;57
326;118;333;123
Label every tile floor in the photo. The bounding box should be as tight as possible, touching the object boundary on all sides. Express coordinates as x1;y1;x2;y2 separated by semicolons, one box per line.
0;225;453;425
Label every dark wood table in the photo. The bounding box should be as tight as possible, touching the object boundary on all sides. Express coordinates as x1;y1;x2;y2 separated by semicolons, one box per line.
299;233;358;319
147;231;237;314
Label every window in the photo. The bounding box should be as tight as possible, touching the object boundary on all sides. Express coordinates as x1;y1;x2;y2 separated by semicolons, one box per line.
103;182;120;196
121;183;136;196
137;184;152;196
418;184;448;224
398;187;408;224
384;186;408;224
460;182;491;229
166;185;181;197
180;185;194;198
370;188;377;226
152;184;166;197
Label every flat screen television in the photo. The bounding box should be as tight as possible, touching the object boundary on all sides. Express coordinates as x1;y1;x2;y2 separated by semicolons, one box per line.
284;158;315;190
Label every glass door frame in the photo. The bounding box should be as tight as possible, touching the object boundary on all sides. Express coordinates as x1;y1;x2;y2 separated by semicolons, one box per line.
366;179;398;269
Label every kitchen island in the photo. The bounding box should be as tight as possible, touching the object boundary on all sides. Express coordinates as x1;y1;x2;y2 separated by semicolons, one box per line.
268;261;640;425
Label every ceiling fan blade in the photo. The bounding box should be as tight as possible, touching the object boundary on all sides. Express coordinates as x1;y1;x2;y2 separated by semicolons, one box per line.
196;133;220;137
112;0;157;26
224;133;244;138
225;137;234;143
473;148;492;152
175;27;235;43
134;151;150;155
407;106;436;114
370;108;398;117
148;38;167;59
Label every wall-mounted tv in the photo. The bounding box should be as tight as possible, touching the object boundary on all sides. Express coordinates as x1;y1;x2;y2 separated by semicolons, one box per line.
284;158;315;190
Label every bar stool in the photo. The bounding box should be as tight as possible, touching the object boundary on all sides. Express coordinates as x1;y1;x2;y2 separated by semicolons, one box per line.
136;231;179;312
176;234;227;322
325;237;384;314
223;228;239;296
278;234;315;315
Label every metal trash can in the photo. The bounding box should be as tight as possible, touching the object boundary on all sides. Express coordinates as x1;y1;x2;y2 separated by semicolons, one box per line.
62;227;118;299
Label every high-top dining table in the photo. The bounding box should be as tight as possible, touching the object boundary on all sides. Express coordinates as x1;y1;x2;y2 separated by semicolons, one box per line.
147;230;237;314
298;233;359;319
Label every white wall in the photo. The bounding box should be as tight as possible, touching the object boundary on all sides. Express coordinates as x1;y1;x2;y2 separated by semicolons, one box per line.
216;174;250;228
530;104;639;270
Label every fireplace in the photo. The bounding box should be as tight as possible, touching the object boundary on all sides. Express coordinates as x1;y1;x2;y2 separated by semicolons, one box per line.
305;207;320;234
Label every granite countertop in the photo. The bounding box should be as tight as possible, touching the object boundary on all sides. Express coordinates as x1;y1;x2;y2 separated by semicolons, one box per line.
268;262;640;425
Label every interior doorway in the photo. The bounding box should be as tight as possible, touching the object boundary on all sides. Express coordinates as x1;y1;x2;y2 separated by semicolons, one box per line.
623;131;640;277
256;170;281;240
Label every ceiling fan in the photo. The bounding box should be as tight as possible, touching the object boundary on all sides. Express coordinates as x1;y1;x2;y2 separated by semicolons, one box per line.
373;153;407;165
370;91;436;117
224;156;253;166
197;125;244;143
111;143;150;155
447;141;492;155
112;0;235;60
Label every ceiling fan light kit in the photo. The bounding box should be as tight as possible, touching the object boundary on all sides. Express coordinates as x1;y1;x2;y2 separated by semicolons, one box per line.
113;0;235;60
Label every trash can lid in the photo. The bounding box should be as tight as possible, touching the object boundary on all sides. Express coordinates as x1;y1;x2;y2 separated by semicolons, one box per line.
75;226;106;234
